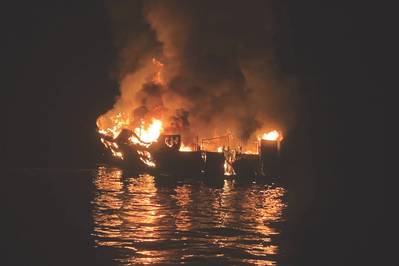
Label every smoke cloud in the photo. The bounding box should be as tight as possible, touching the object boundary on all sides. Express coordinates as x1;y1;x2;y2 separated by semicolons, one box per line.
98;0;297;145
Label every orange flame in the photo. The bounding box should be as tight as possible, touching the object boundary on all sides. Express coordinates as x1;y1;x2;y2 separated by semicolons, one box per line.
100;138;124;159
261;130;283;141
96;59;164;165
137;150;156;167
243;149;258;155
97;112;130;139
179;143;194;152
98;116;163;163
134;119;163;144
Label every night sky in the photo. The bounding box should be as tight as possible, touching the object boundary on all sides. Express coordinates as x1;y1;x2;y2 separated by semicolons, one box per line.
2;1;386;265
3;1;116;167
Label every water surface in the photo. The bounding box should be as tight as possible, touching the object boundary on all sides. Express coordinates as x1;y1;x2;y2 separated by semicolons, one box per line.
92;167;287;265
4;167;287;265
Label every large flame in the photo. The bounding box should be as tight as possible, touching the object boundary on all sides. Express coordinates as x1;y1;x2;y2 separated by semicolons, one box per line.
96;58;165;166
97;112;130;140
98;116;163;167
134;119;163;144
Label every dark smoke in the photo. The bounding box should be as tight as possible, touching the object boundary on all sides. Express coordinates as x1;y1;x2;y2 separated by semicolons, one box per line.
100;0;297;143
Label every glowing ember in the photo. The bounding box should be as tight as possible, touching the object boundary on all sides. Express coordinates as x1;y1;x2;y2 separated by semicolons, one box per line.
261;130;283;141
217;146;223;153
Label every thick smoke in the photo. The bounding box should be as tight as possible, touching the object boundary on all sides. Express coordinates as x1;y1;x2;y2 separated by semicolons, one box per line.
99;0;297;144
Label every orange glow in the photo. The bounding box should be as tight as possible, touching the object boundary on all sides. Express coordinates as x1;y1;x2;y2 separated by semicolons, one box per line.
152;58;164;85
92;167;287;264
261;130;283;141
179;143;194;152
97;112;130;139
96;59;166;163
100;138;124;159
134;119;163;144
137;150;156;167
224;161;233;176
98;116;163;162
96;56;286;175
243;150;257;155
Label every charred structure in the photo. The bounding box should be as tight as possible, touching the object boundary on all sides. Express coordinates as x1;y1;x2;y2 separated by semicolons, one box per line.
99;130;282;178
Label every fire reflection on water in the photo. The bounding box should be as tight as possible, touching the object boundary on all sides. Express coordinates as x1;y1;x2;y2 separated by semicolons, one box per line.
92;167;287;265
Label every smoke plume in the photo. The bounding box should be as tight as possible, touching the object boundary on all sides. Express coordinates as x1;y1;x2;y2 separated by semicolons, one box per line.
98;0;297;145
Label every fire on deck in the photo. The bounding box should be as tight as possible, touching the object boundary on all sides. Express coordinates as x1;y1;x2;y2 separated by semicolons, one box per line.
99;128;283;178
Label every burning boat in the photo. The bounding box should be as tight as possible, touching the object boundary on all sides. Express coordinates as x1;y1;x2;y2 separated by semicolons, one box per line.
96;57;285;179
98;119;283;178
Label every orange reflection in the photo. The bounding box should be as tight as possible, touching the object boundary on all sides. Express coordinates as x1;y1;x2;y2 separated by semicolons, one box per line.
206;179;286;262
92;167;287;265
172;184;193;231
92;168;168;264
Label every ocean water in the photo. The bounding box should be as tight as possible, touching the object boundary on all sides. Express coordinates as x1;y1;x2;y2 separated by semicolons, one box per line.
4;167;288;266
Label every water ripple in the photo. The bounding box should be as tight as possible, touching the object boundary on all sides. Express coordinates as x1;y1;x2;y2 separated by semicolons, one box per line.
92;166;287;265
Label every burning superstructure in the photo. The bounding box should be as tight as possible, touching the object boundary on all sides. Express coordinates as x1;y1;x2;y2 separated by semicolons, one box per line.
95;0;300;178
97;109;283;177
96;55;285;177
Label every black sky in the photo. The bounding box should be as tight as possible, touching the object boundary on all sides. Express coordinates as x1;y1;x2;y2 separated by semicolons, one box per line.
2;1;386;264
2;1;117;168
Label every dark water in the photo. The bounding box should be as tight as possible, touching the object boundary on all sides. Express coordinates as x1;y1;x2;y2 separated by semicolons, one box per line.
4;167;288;265
92;167;287;265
